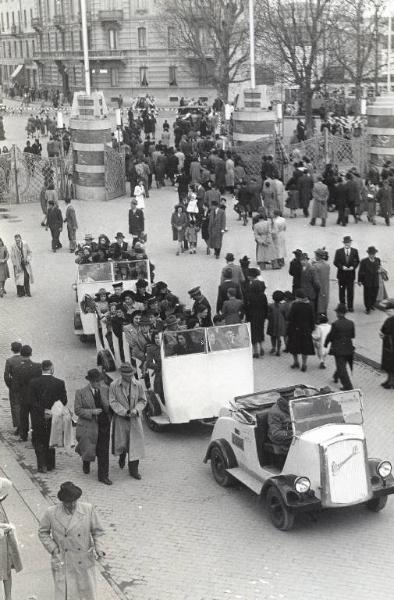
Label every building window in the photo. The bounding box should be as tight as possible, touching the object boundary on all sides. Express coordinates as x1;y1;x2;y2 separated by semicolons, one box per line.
138;27;146;52
169;65;177;86
168;26;176;52
140;66;148;86
25;39;29;57
38;0;42;18
110;67;119;87
70;30;74;49
1;14;4;31
19;39;22;55
11;11;14;24
30;8;33;22
47;32;50;49
136;0;147;13
6;11;8;28
13;40;16;56
55;31;58;50
61;31;65;49
32;39;35;53
108;28;117;50
46;0;50;19
23;8;26;27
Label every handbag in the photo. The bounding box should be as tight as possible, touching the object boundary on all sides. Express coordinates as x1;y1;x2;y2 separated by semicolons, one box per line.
380;267;389;282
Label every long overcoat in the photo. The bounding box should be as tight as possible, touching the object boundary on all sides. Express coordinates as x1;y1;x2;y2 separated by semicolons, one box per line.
109;377;146;460
253;219;276;263
381;316;394;374
311;181;329;219
10;241;33;286
74;384;111;462
208;208;226;250
38;501;105;600
313;260;330;314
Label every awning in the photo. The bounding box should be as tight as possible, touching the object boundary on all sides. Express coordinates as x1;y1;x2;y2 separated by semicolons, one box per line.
10;64;24;79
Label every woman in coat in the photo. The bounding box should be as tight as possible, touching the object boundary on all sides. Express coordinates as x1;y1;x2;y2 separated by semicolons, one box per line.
380;301;394;388
0;238;10;297
225;153;235;192
171;204;188;255
109;363;147;478
310;177;329;226
200;203;211;255
286;289;315;371
312;248;330;316
38;481;105;600
214;154;227;193
271;210;286;269
243;268;268;358
253;212;275;269
0;478;22;600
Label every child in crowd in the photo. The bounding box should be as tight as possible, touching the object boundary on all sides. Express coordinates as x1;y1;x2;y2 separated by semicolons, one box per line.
221;287;244;325
185;216;198;254
312;313;331;369
266;290;287;356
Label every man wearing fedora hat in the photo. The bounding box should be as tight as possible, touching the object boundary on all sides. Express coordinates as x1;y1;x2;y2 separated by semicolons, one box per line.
109;363;147;479
110;232;131;261
333;236;359;312
39;481;105;600
220;252;245;287
325;303;355;390
289;249;303;295
358;246;381;313
74;369;112;485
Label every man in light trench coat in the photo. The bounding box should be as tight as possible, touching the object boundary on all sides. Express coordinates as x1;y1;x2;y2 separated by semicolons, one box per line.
109;362;147;479
38;481;105;600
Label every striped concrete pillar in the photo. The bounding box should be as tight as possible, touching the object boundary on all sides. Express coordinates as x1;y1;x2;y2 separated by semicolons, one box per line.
367;93;394;168
233;88;276;143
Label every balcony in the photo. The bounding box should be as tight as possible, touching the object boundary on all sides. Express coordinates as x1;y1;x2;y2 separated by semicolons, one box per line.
31;17;43;32
89;49;127;63
53;14;65;30
34;50;83;62
98;10;123;25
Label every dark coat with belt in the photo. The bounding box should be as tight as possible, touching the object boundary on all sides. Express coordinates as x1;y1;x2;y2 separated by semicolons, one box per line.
300;264;320;301
74;384;111;462
128;208;145;237
289;258;302;292
208;208;226;249
46;206;63;230
297;173;313;209
381;316;394;373
13;359;42;404
29;374;67;430
334;247;360;281
243;279;268;344
324;316;355;356
358;257;381;288
287;300;315;355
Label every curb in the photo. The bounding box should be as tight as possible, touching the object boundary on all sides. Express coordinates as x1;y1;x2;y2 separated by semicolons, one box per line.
0;432;127;600
355;352;380;372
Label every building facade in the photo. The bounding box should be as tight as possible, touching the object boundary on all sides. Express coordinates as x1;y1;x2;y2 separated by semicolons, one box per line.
29;0;214;104
0;0;39;90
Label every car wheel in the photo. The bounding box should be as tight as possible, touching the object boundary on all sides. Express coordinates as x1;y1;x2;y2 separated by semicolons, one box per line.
266;486;295;531
79;334;88;343
210;446;233;487
143;393;163;433
366;496;388;512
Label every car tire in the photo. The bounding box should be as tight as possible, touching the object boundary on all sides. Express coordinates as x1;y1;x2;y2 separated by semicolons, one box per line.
366;496;388;512
266;486;295;531
79;334;88;343
210;446;234;487
143;391;163;432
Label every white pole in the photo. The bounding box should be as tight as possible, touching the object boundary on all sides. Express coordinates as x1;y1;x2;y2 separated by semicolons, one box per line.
80;0;91;95
388;14;392;92
249;0;255;89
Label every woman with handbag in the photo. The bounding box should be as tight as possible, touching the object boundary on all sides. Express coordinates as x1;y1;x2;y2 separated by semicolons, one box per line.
170;204;188;256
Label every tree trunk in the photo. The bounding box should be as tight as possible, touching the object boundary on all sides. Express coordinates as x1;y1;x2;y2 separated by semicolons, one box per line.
303;84;313;138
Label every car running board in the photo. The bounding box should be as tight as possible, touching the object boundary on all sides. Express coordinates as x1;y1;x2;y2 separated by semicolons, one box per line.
226;468;263;495
150;414;171;426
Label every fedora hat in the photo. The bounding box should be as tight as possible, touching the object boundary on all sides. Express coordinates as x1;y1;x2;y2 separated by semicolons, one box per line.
57;481;82;503
85;368;103;382
367;246;378;254
342;236;352;243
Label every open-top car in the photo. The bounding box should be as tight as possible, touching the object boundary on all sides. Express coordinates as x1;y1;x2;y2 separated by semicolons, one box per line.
204;385;394;530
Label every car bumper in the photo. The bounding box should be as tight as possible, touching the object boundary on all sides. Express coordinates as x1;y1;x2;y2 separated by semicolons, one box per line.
371;481;394;499
284;491;322;513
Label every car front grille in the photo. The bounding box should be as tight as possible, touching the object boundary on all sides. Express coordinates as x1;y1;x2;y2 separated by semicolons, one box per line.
324;438;369;505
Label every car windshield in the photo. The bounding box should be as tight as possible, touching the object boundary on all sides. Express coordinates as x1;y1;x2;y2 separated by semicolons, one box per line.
290;389;363;436
78;263;113;282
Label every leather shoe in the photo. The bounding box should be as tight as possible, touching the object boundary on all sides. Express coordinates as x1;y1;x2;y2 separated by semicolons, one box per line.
37;466;47;473
99;477;113;485
119;453;126;469
83;462;90;474
130;472;142;480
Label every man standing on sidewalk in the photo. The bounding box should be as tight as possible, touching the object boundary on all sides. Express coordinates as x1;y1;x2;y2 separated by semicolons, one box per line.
13;345;41;442
358;246;381;314
128;198;145;247
324;303;355;391
29;360;67;473
64;197;78;253
74;369;112;486
10;234;33;297
46;199;63;252
333;236;359;312
3;341;23;435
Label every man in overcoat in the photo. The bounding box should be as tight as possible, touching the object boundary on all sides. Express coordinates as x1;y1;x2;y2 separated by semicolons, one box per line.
3;341;23;434
220;252;245;287
29;360;67;473
358;246;381;314
10;234;33;297
109;363;146;479
46;199;63;252
208;200;226;258
13;345;41;441
333;235;359;312
38;481;105;600
324;303;355;391
74;369;112;485
64;196;78;252
128;198;145;245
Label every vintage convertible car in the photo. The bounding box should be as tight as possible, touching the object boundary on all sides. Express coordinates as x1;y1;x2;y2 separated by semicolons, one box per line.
204;385;394;530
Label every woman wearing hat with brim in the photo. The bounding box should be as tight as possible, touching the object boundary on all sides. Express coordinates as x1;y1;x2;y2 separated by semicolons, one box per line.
38;481;105;600
171;204;188;255
379;300;394;388
312;247;330;316
0;478;22;600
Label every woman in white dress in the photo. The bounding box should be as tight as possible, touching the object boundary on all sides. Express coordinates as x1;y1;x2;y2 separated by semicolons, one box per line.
272;209;287;269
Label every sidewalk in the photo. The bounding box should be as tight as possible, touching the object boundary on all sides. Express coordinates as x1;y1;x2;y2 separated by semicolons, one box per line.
0;440;123;600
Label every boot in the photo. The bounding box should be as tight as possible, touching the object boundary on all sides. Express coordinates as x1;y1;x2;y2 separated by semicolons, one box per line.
309;218;316;225
128;460;141;480
321;219;326;227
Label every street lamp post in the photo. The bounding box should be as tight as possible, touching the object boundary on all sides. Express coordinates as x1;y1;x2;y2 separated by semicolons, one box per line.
56;110;65;200
249;0;256;89
388;14;392;93
80;0;91;95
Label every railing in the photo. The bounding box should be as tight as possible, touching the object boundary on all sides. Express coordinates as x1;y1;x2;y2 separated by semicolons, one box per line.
98;9;123;22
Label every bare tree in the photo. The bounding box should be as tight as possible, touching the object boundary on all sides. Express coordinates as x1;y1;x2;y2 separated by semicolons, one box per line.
327;0;385;103
256;0;331;133
155;0;249;101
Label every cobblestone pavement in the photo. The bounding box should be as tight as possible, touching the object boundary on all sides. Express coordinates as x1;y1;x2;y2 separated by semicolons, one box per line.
1;126;394;598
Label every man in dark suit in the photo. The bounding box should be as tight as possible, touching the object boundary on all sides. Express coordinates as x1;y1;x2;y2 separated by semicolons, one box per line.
3;341;23;435
358;246;381;313
13;345;42;441
208;200;226;259
74;369;112;485
333;236;360;312
29;360;67;472
216;268;242;314
325;303;355;390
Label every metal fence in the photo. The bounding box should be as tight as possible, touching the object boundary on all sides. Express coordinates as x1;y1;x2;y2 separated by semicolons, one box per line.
104;146;125;201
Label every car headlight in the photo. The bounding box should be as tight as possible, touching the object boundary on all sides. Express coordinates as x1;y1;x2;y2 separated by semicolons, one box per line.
377;461;392;479
294;476;311;493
